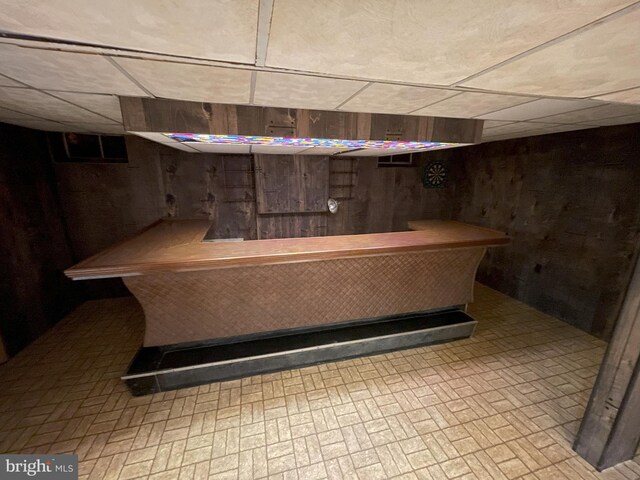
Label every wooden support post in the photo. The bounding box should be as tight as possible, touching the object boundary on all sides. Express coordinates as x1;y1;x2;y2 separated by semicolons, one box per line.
574;251;640;470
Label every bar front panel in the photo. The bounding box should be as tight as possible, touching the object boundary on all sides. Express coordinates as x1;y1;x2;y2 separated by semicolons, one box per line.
125;246;486;346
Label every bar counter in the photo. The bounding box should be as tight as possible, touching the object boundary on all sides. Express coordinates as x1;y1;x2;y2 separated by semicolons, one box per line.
65;219;509;347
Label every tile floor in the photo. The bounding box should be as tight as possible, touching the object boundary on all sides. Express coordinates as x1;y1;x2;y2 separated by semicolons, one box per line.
1;284;639;479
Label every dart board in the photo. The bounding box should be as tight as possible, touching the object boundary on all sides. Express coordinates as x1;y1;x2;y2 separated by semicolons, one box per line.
423;160;447;188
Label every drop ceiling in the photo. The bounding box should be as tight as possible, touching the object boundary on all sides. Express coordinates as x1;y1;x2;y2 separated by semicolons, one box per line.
0;0;637;143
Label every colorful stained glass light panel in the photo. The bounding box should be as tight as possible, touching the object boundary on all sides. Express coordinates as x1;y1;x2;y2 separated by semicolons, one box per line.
162;133;457;151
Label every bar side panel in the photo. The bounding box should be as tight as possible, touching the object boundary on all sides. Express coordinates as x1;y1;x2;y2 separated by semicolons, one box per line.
124;247;485;346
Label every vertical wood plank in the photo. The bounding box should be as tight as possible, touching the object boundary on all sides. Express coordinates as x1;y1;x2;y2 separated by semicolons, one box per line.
256;213;327;239
254;155;329;214
599;360;640;469
574;249;640;469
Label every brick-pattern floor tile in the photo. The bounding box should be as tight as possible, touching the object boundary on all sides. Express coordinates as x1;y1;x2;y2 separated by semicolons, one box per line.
0;285;638;479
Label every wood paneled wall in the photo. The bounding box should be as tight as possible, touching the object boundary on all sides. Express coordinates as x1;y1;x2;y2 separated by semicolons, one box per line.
55;135;452;258
254;155;329;214
0;122;81;356
426;123;640;339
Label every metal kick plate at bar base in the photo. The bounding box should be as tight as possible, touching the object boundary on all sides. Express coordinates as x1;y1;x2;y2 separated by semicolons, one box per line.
123;309;477;396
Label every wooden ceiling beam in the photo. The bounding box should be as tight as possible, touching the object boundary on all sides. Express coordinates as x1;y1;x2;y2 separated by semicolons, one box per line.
119;97;483;144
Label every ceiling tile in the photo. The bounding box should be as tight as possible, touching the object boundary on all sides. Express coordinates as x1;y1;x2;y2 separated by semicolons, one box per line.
129;132;170;142
2;118;71;132
0;87;120;123
0;0;259;63
482;120;515;130
479;98;598;121
483;123;596;141
481;121;562;136
413;92;533;118
482;132;546;142
584;113;640;126
159;143;200;153
65;123;125;135
253;72;366;109
463;8;640;97
339;83;457;114
532;102;640;124
266;0;634;85
130;132;200;151
186;143;251;154
482;133;538;142
0;74;23;87
0;44;146;95
299;147;351;155
47;92;123;123
114;58;252;104
0;106;39;121
595;87;640;105
250;145;312;154
531;124;597;135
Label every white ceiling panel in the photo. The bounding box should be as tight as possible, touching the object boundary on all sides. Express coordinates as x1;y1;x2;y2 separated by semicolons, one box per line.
479;98;598;121
481;133;544;142
250;145;311;154
482;125;595;142
67;123;126;135
482;133;537;142
114;58;252;104
463;8;640;97
0;1;259;63
584;113;640;126
483;123;597;141
0;44;147;95
0;74;23;87
130;134;199;152
186;143;251;154
482;120;515;130
595;87;640;105
266;0;634;85
47;92;123;123
129;132;201;151
0;87;121;123
2;113;124;134
413;92;533;118
130;132;177;143
532;103;640;124
481;121;563;136
339;83;457;114
0;106;39;121
298;147;351;155
253;72;366;110
3;118;72;132
159;142;199;153
530;124;596;135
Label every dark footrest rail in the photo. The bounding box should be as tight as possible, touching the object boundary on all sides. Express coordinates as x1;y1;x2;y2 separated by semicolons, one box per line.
123;309;477;396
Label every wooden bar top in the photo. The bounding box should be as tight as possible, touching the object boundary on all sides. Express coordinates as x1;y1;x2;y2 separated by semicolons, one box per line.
65;219;509;279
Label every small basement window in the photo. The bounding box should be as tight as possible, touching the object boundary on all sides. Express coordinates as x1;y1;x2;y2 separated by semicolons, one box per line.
48;132;128;163
377;152;414;167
